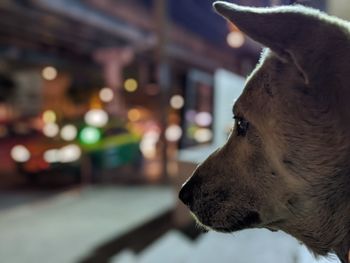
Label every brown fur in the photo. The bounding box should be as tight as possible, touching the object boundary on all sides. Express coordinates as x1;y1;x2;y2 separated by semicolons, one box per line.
179;3;350;262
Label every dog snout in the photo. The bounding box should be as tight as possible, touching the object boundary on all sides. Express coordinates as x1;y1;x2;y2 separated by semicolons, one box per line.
179;180;194;207
179;175;200;207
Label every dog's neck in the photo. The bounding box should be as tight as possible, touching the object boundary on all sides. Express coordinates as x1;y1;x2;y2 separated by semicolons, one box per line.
283;172;350;263
326;168;350;263
296;228;350;263
324;203;350;263
337;242;350;263
324;199;350;263
334;237;350;263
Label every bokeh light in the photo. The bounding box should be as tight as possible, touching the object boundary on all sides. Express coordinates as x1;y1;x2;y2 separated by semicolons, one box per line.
170;95;184;109
80;126;101;145
165;125;182;142
227;31;245;48
84;109;109;128
194;128;213;143
43;123;59;138
195;112;212;127
128;108;141;122
11;145;31;163
43;110;56;124
99;87;114;103
185;110;197;122
124;78;138;92
140;130;160;159
59;144;81;163
44;149;60;163
145;84;160;96
42;66;58;80
60;124;78;141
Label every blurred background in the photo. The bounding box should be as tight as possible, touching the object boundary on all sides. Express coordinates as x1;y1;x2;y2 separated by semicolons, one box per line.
0;0;348;262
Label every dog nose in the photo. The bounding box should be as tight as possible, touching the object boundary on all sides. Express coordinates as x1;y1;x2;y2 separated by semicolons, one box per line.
179;185;192;207
179;177;197;207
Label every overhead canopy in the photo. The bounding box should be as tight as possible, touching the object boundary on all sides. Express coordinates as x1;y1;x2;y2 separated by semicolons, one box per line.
0;0;327;69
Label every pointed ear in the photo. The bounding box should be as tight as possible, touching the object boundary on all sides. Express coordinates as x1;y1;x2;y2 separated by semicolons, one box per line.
213;1;335;85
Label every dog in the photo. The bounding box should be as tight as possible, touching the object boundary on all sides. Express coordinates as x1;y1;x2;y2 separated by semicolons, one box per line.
179;2;350;263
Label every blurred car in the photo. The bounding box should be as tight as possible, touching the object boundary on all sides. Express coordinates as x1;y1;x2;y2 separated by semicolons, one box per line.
10;124;81;183
10;116;143;183
79;124;143;178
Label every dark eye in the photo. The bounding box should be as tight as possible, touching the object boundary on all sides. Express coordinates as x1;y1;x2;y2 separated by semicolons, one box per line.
234;117;249;137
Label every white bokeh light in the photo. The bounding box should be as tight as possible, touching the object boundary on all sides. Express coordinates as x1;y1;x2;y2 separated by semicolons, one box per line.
42;66;58;80
227;31;245;48
60;125;78;141
44;149;60;163
84;109;109;128
99;87;114;103
165;125;183;142
195;112;213;127
43;123;59;138
11;145;31;162
58;144;81;163
170;95;185;109
140;131;160;159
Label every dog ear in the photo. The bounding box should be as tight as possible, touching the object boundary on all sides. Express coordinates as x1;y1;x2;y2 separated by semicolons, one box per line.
213;2;338;85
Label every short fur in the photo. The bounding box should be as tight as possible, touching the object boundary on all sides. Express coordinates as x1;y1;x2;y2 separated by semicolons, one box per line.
179;2;350;262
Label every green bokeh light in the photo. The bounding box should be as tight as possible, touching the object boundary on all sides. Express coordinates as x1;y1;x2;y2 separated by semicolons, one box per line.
80;126;101;145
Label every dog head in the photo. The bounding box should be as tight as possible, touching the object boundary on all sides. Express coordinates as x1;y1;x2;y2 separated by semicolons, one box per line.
179;2;350;261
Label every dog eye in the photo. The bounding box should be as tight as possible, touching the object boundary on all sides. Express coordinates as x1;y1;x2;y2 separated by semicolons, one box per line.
234;117;249;136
